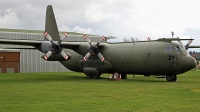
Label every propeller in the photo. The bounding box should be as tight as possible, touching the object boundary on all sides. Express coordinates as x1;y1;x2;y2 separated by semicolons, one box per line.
147;37;151;41
43;32;69;60
185;39;193;50
131;37;135;45
177;37;193;50
83;35;106;61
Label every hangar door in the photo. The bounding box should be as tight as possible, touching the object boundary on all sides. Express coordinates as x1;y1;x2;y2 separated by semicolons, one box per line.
0;50;20;73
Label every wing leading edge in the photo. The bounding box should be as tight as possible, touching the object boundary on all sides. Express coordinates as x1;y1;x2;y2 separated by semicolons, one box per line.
0;38;81;50
188;45;200;48
0;39;41;46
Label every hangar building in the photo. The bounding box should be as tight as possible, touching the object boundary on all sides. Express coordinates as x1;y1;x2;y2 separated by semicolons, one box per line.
0;28;107;73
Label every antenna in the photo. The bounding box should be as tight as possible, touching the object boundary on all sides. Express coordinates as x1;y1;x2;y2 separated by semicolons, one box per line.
171;31;174;38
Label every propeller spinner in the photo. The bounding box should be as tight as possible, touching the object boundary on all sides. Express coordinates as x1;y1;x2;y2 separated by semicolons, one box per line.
43;32;69;60
83;35;106;61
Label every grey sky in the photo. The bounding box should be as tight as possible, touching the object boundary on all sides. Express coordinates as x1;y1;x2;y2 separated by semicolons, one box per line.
0;0;200;47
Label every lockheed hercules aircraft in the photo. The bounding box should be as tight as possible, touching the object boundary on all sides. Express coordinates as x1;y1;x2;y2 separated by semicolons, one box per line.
0;5;199;82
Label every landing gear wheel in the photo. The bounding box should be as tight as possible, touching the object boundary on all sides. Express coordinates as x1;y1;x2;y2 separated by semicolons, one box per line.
86;74;92;79
173;75;177;82
92;74;100;79
93;72;101;79
121;74;127;79
166;75;177;82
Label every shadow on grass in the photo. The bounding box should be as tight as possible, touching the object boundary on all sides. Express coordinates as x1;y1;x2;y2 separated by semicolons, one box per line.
60;75;167;83
0;73;168;83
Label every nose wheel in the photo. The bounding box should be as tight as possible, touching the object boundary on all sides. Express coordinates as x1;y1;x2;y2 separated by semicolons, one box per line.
166;75;177;82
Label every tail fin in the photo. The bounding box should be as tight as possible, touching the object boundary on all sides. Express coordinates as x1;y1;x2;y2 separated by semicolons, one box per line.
45;5;60;41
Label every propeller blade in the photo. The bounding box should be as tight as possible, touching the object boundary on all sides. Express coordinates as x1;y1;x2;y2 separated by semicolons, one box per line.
147;37;151;41
60;50;69;60
185;39;193;50
131;37;135;45
44;32;53;41
97;52;105;61
43;51;52;60
57;32;68;45
97;36;106;46
83;52;91;61
83;34;91;45
177;37;183;45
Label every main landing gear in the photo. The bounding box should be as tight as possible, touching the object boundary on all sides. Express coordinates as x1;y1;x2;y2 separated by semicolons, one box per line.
166;75;177;82
121;74;127;79
109;73;127;80
86;72;101;79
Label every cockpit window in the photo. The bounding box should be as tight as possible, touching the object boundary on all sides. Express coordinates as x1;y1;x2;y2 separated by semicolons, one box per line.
164;45;184;52
178;45;185;50
175;46;180;51
164;45;174;52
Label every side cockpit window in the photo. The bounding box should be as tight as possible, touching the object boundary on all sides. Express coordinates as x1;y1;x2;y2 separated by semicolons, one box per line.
164;45;175;52
164;45;184;52
178;45;184;50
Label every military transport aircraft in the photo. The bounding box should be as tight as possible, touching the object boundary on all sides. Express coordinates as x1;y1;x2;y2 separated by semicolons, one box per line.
0;5;199;82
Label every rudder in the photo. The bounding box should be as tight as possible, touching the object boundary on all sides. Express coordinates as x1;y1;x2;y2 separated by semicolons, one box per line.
45;5;60;41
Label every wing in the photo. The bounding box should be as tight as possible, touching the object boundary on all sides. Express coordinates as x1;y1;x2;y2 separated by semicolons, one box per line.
0;39;41;47
0;38;82;50
188;45;200;48
60;42;81;49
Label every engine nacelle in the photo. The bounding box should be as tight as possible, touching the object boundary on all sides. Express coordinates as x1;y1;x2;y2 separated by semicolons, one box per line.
38;41;72;61
39;41;52;53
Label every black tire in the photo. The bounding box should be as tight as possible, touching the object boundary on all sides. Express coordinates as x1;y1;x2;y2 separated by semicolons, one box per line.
173;75;177;82
92;75;100;79
121;74;127;79
166;75;177;82
86;74;92;79
166;75;174;82
92;72;101;79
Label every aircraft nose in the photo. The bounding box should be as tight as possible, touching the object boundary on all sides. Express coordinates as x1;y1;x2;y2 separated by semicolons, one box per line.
178;56;197;73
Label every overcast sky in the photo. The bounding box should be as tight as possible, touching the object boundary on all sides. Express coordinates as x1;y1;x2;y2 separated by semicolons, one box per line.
0;0;200;48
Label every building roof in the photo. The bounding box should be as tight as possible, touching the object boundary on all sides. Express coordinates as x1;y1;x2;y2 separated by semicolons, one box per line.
0;28;96;36
0;49;20;52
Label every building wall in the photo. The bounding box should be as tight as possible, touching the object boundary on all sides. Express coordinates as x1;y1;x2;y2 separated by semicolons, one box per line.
0;31;103;73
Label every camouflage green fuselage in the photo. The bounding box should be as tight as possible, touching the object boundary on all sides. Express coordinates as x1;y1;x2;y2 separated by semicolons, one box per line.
60;41;196;75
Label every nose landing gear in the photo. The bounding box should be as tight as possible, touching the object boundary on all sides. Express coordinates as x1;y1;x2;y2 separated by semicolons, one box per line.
166;75;177;82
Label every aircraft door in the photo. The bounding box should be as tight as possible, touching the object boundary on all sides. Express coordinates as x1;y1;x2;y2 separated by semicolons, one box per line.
164;44;178;73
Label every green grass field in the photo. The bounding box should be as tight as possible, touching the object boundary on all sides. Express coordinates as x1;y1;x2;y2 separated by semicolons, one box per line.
0;70;200;112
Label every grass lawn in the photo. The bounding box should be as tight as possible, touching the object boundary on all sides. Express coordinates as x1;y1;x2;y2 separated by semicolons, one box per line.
0;70;200;112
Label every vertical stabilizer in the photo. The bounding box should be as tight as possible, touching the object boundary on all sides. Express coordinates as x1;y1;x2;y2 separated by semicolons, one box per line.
45;5;60;41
